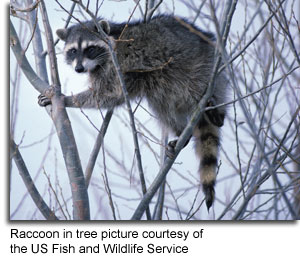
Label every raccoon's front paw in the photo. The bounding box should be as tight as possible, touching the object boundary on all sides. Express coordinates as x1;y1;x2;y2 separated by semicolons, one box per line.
206;100;225;127
38;94;51;106
38;86;56;107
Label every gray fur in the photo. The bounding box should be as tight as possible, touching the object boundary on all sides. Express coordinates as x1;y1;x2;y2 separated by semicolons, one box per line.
51;15;228;210
56;28;68;41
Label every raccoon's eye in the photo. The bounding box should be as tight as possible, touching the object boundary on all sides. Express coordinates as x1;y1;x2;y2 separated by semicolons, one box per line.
67;48;77;58
87;46;95;54
85;46;99;59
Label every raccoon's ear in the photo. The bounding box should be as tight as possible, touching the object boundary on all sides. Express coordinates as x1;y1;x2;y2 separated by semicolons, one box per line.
56;28;68;41
98;20;110;35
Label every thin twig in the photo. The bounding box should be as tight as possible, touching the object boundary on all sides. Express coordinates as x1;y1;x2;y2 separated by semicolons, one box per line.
42;2;76;57
119;0;141;40
101;142;117;220
205;65;300;112
43;169;68;220
10;139;58;220
10;0;40;13
152;129;168;220
145;0;163;23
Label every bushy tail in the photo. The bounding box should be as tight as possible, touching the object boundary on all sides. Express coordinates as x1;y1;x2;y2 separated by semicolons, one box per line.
194;119;220;211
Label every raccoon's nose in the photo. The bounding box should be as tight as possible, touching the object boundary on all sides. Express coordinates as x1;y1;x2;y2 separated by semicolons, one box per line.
75;64;85;73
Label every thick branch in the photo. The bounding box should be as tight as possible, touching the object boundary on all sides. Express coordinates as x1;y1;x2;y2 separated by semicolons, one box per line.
50;93;90;220
11;3;91;220
10;19;49;93
39;0;60;87
25;0;49;82
39;0;90;220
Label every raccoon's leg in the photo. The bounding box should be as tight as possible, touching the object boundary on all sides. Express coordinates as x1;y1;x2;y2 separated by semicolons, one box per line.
194;118;220;211
38;92;90;108
38;88;124;109
165;136;191;160
38;88;92;108
205;98;225;127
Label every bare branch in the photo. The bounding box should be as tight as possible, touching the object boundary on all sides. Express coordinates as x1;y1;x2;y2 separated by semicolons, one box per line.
10;20;49;93
43;169;68;220
152;129;168;220
39;0;60;87
85;109;114;187
10;0;40;13
145;0;163;23
10;139;58;220
39;0;91;220
42;2;77;57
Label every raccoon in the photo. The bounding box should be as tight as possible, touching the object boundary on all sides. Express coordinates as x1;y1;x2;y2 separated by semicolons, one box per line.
39;15;228;211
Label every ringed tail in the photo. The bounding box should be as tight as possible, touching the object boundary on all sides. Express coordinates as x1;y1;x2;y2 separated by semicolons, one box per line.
194;119;220;211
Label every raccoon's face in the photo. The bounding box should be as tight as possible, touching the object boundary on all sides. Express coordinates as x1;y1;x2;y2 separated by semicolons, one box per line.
56;20;111;73
64;40;108;73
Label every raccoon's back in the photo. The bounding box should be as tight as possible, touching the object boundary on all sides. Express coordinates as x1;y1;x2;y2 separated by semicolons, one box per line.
114;15;215;75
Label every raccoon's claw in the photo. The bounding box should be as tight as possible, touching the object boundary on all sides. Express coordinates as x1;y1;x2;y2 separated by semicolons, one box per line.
166;140;177;160
166;136;192;159
206;100;225;127
38;94;51;107
203;182;215;212
38;86;56;107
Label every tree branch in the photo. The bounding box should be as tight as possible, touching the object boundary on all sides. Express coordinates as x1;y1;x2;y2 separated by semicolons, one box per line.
10;139;58;220
85;109;114;187
39;0;60;87
10;19;49;93
38;0;90;220
145;0;163;23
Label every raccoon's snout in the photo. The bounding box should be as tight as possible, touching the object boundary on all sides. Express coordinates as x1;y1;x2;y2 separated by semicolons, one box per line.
75;63;85;73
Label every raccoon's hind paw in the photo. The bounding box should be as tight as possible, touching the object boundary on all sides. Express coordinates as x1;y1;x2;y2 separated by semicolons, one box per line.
203;182;215;211
166;140;177;160
206;100;225;127
166;136;192;160
38;94;51;107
